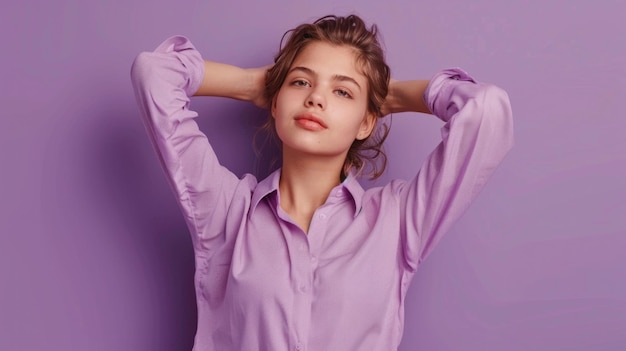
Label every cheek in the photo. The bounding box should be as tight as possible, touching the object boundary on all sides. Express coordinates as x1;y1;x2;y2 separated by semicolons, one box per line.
342;105;370;130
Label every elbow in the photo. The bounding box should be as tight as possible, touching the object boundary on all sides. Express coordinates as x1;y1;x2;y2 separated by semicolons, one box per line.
491;85;514;153
476;84;515;153
478;83;512;117
130;51;158;90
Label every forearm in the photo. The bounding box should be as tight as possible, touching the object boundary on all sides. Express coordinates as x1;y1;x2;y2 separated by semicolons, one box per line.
385;79;431;114
193;60;260;100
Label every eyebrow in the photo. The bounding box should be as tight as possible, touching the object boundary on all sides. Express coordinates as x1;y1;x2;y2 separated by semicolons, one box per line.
288;66;362;91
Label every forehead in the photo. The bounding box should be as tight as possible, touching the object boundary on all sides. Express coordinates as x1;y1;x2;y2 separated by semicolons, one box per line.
291;41;366;83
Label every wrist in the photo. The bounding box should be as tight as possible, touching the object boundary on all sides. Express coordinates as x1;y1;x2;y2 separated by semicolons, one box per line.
238;66;270;109
243;67;262;101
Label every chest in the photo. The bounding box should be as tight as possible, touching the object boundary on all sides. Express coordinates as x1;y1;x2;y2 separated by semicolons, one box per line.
223;201;403;314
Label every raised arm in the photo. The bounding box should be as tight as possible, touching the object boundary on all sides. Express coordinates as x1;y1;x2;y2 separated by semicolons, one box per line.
381;79;431;115
194;61;269;109
395;68;514;271
129;35;257;254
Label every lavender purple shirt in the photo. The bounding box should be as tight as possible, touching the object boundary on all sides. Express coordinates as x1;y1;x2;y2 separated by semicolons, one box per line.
130;35;514;351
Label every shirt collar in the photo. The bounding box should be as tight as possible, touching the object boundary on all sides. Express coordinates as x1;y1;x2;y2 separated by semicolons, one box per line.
341;170;365;217
250;168;281;215
250;168;365;218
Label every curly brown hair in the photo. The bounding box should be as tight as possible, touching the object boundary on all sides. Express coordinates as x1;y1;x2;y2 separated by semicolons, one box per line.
262;14;391;179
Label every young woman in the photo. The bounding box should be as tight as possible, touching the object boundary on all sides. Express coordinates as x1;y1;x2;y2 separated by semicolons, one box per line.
131;14;513;351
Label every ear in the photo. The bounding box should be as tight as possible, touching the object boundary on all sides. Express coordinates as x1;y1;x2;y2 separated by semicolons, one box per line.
356;112;377;140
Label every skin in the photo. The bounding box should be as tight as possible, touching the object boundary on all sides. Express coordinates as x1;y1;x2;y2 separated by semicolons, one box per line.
272;42;376;159
193;40;431;233
271;42;377;231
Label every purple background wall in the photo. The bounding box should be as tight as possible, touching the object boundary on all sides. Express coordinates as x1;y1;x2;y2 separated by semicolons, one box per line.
1;0;624;350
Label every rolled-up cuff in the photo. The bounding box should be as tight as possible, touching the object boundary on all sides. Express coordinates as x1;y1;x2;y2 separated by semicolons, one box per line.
153;35;205;96
424;67;476;121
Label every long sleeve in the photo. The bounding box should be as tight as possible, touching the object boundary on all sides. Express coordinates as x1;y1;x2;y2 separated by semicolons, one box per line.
130;36;244;256
397;68;514;271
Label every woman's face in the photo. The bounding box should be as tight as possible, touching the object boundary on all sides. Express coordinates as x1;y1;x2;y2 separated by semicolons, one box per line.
272;41;375;159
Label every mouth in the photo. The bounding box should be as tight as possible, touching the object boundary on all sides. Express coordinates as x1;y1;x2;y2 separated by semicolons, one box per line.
294;114;328;131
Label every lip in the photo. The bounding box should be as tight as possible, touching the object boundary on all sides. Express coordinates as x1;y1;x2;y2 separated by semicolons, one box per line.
294;113;328;131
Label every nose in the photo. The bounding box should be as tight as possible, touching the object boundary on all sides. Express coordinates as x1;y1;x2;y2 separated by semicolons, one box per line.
305;89;326;110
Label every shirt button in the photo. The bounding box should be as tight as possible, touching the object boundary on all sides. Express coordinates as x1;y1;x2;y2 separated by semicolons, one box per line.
295;343;302;351
298;284;306;292
311;256;317;264
335;190;343;197
318;213;327;220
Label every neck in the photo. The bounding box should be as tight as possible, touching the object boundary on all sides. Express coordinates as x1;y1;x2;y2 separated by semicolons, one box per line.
278;147;347;233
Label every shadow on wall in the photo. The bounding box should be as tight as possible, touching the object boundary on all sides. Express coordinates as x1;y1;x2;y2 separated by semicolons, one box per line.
76;98;278;349
83;104;198;349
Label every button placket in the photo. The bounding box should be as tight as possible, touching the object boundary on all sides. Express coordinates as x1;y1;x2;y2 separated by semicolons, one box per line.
289;222;311;351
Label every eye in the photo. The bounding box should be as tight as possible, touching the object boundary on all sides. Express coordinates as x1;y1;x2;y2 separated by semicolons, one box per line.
292;79;310;87
335;89;352;99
